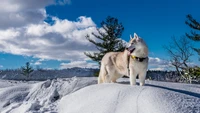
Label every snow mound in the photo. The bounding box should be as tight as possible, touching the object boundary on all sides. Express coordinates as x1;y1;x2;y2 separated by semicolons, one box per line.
0;77;97;113
58;82;200;113
0;77;199;113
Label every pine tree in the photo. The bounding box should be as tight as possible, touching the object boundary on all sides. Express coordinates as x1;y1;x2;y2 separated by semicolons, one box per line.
21;62;34;77
185;14;200;58
84;16;126;65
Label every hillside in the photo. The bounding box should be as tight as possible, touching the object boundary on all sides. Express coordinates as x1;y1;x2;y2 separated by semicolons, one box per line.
0;77;199;113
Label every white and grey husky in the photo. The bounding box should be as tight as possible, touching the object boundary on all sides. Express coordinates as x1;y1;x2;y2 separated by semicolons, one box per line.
98;33;148;86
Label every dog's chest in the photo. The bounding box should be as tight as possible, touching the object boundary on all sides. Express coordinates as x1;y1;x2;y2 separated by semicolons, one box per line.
129;60;147;71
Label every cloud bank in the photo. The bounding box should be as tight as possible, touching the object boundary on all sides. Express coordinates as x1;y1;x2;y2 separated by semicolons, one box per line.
148;57;171;71
0;0;99;63
0;0;172;70
60;61;99;69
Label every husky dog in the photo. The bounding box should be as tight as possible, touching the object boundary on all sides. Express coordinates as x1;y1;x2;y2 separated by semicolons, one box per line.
98;33;148;86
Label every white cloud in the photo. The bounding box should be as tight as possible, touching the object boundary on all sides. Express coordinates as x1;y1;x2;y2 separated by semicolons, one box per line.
33;59;45;65
45;68;54;70
148;57;171;71
60;61;98;69
149;67;168;71
149;57;171;66
0;0;71;29
0;16;98;61
0;0;115;69
148;57;200;71
149;57;169;65
0;65;3;68
55;0;71;5
34;61;42;65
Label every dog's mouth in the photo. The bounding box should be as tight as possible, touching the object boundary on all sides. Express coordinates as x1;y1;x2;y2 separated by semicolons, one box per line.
126;48;135;55
129;48;135;53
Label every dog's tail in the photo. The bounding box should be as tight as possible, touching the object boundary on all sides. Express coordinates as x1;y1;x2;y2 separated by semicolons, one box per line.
98;63;107;84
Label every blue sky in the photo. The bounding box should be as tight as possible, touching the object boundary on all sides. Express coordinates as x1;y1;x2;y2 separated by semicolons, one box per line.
0;0;199;70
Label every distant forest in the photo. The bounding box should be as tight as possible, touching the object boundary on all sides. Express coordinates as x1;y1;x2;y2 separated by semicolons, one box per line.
0;68;199;84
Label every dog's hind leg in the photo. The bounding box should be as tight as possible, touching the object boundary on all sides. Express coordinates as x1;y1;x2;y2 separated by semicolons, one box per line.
98;64;107;84
98;76;103;84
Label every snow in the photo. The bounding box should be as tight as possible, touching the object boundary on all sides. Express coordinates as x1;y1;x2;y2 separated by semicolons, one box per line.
0;77;199;113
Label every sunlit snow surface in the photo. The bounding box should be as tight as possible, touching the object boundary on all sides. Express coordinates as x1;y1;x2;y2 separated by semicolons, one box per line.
0;77;199;113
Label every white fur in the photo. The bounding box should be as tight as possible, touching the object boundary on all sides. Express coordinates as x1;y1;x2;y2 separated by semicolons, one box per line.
98;33;148;86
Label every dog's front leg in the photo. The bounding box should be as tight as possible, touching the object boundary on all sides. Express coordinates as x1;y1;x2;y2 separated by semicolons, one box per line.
139;70;147;86
129;69;137;85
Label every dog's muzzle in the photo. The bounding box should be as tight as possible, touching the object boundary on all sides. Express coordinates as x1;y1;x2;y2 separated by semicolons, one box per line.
126;47;135;55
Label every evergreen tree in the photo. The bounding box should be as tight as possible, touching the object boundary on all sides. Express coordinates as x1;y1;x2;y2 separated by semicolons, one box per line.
21;62;34;77
185;14;200;58
84;16;126;65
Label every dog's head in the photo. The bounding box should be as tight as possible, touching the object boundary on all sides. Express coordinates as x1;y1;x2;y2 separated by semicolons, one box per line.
126;33;148;56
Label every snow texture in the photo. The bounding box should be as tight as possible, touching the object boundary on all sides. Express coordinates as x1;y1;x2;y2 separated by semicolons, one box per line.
0;77;199;113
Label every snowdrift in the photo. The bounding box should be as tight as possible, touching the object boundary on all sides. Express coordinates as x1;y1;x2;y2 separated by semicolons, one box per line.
0;77;199;113
0;77;96;112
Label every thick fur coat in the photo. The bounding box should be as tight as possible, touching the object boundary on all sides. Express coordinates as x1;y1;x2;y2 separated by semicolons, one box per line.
98;33;148;86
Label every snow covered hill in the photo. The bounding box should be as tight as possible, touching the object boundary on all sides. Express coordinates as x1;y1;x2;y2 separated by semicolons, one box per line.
0;77;199;113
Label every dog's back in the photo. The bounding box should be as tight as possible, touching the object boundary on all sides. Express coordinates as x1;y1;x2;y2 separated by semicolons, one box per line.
98;51;127;83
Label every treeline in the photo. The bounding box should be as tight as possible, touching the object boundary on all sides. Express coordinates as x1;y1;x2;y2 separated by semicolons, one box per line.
0;68;199;84
147;70;200;84
0;67;97;81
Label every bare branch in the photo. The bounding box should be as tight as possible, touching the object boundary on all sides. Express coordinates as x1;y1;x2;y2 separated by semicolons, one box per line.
164;36;193;75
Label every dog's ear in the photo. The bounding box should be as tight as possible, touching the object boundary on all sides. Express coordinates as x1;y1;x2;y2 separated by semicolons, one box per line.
134;33;138;39
130;34;133;40
134;33;140;41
